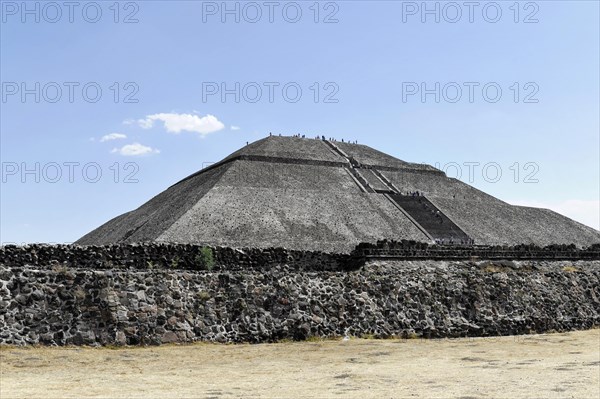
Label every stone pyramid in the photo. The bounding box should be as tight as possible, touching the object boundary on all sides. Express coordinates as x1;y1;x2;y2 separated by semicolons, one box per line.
76;136;600;252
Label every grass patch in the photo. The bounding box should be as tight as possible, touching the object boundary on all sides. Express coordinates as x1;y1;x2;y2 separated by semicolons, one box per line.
562;265;579;272
196;291;211;302
483;264;505;273
73;286;87;301
194;247;215;271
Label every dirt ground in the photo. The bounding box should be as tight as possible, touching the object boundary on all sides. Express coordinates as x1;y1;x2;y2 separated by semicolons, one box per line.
1;329;599;399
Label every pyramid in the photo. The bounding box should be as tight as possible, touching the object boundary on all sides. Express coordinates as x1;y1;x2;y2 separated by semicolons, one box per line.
77;136;600;252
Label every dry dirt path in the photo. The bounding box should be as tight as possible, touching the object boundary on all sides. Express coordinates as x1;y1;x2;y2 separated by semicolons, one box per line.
1;329;599;399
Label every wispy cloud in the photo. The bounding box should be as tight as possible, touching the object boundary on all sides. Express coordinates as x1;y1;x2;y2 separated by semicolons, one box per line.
137;113;225;136
137;118;154;129
231;125;241;131
111;142;160;156
100;133;127;142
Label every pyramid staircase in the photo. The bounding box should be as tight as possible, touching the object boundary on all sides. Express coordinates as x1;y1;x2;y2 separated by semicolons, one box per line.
324;140;375;193
324;139;471;244
388;194;471;244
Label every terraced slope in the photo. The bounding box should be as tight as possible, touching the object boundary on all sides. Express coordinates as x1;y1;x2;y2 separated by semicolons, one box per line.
77;155;430;251
158;186;429;252
429;197;600;246
224;135;344;164
77;136;600;250
76;164;230;245
335;141;439;172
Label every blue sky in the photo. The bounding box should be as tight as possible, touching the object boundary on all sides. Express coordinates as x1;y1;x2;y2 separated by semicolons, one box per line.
1;0;599;244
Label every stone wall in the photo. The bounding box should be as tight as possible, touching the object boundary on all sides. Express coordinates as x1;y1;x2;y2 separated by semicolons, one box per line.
2;243;598;275
1;259;599;346
0;244;361;272
356;240;600;260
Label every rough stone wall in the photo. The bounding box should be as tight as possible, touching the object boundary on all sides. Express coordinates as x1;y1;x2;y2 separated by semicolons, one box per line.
1;260;598;346
3;244;598;273
0;244;359;272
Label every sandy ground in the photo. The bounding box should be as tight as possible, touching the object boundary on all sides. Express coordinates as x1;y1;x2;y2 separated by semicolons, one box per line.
1;329;599;399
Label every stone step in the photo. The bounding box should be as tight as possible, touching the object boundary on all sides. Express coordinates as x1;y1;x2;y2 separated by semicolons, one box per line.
389;194;471;244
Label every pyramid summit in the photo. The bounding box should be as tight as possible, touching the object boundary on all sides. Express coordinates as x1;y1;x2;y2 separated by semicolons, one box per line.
77;135;600;252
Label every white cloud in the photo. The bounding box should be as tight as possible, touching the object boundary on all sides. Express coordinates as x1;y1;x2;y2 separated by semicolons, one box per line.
508;199;600;230
231;125;241;131
122;119;135;125
137;113;225;136
137;118;154;129
111;142;160;156
100;133;127;142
